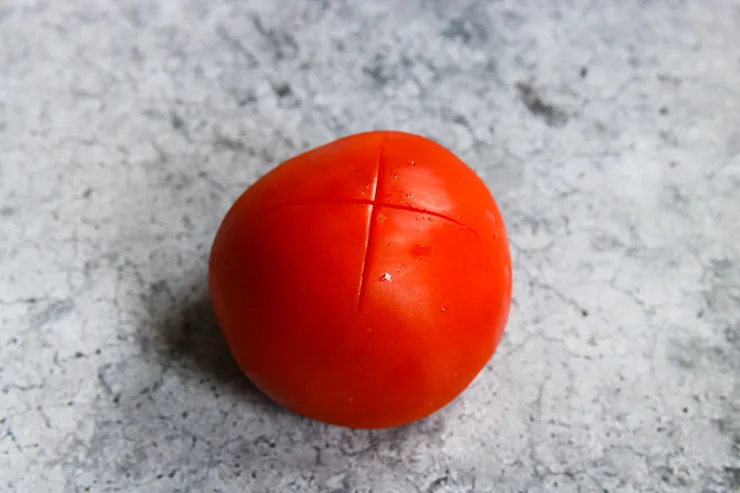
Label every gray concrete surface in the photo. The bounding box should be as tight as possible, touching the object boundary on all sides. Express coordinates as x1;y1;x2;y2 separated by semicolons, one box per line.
1;1;739;492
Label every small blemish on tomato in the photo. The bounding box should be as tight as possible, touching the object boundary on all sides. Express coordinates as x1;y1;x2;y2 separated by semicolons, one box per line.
410;244;432;258
379;272;392;282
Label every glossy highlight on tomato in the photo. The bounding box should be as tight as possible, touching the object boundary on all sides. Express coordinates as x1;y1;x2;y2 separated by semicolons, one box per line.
208;131;512;429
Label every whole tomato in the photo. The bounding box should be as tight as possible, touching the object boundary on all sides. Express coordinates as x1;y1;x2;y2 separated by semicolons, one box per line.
209;131;512;429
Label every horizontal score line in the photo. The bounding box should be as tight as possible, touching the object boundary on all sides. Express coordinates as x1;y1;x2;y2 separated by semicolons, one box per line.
251;198;481;238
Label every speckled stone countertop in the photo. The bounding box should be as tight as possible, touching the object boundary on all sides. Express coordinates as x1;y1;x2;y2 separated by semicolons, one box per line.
1;1;738;492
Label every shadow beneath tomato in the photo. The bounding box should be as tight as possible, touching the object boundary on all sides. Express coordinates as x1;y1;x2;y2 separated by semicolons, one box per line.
139;267;448;477
147;271;285;416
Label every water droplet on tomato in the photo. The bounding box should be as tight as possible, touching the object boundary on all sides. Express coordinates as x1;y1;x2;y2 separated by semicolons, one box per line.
441;307;447;312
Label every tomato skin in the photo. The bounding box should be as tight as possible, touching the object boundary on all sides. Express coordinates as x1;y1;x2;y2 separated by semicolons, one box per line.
209;131;512;429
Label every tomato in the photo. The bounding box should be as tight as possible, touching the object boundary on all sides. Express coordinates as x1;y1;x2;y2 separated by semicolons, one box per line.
208;131;512;429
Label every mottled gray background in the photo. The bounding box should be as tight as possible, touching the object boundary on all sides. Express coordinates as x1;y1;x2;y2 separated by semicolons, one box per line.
1;0;739;492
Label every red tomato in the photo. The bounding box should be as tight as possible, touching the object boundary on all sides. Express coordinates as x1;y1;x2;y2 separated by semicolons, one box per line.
209;131;512;429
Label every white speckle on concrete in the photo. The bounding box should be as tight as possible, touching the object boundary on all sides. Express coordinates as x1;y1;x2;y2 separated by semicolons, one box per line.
1;1;739;492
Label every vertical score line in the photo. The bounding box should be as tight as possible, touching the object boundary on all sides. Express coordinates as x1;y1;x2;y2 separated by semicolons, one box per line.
355;137;386;315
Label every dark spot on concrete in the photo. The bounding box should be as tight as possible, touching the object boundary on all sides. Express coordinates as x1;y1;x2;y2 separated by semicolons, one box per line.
670;161;679;168
82;188;93;199
214;135;247;152
659;106;669;115
581;309;589;317
668;333;739;374
725;467;740;488
338;430;376;456
657;73;682;86
669;186;688;205
273;82;292;98
169;111;186;132
182;214;194;230
30;299;76;329
657;465;691;487
516;81;569;128
659;130;679;146
252;15;299;61
74;351;84;358
666;338;698;369
442;18;487;45
682;407;689;414
450;113;469;126
363;54;395;87
426;475;449;493
710;257;733;273
150;280;170;295
216;26;260;69
724;325;739;348
580;67;588;78
664;184;690;215
233;90;257;107
247;435;277;456
0;206;15;217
